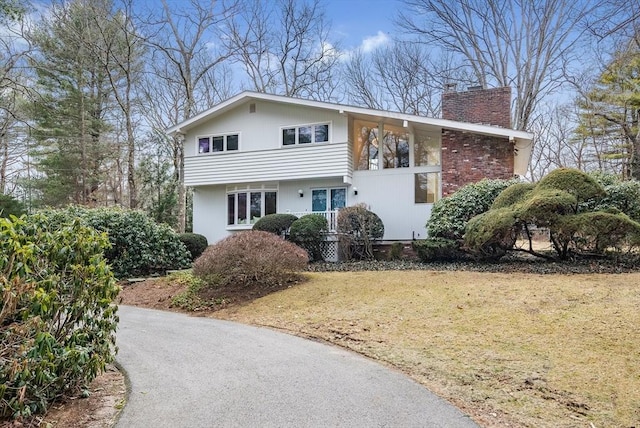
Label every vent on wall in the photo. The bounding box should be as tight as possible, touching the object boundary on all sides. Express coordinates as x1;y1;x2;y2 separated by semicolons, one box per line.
249;103;256;113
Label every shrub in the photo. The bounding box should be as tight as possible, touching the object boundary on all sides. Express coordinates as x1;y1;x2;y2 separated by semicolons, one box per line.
192;230;308;287
0;194;26;218
412;238;463;262
537;167;605;203
557;211;640;254
337;204;384;260
179;233;208;261
253;213;299;236
464;208;520;260
427;178;517;241
491;182;537;209
516;189;578;226
289;214;329;261
387;242;404;260
596;180;640;222
39;207;191;278
0;214;119;419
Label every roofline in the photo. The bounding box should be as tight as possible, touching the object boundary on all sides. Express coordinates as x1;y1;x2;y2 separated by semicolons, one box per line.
165;91;533;141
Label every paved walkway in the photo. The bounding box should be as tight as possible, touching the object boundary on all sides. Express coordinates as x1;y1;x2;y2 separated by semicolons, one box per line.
115;305;478;428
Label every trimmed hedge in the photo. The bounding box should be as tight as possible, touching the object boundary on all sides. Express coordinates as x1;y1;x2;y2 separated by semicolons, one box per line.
290;214;328;262
252;213;299;235
413;238;462;262
179;233;208;261
193;230;308;287
337;204;384;260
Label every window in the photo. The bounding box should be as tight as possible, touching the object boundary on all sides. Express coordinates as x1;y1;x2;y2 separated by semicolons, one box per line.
227;189;277;225
282;123;330;146
354;120;379;170
198;133;239;154
414;130;441;166
414;173;440;203
312;188;346;211
382;125;409;169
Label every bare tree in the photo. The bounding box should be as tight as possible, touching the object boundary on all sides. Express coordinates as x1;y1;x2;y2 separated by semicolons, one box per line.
224;0;340;101
399;0;598;131
142;0;238;231
344;42;471;116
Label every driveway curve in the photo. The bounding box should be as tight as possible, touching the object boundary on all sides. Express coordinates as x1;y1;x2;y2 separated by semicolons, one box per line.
115;305;477;428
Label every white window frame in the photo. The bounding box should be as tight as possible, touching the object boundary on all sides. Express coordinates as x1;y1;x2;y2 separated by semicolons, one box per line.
311;187;347;212
196;132;241;155
226;184;278;229
280;121;332;147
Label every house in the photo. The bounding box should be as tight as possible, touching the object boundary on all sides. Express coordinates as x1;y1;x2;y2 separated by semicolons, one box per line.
166;87;533;246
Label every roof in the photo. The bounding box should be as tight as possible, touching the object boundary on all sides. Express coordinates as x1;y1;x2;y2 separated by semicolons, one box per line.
166;91;532;141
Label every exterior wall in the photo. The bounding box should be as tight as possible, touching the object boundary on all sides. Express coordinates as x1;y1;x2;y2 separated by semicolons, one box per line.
441;86;512;128
351;171;432;241
192;178;349;244
185;99;348;157
441;130;514;197
184;142;349;186
192;185;227;244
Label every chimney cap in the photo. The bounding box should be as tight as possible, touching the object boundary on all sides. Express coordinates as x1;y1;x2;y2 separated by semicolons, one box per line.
467;85;484;91
444;83;457;92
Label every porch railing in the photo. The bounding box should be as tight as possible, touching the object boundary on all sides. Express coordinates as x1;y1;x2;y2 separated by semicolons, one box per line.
287;210;339;232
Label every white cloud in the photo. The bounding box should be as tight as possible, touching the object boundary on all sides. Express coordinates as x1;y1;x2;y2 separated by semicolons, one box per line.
360;31;389;53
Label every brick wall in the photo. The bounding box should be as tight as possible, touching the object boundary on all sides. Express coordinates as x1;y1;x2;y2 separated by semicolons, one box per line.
440;87;514;196
442;86;511;128
441;130;514;196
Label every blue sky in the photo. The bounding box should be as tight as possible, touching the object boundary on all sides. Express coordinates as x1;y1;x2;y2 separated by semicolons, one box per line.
324;0;402;52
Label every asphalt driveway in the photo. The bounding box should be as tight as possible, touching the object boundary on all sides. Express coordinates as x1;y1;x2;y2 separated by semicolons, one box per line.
115;305;478;428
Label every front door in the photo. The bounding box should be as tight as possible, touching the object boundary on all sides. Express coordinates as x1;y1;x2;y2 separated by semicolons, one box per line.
311;188;346;212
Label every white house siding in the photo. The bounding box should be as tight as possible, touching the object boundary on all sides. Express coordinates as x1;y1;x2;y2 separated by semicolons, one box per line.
351;171;432;241
184;142;350;186
185;100;349;157
192;185;227;244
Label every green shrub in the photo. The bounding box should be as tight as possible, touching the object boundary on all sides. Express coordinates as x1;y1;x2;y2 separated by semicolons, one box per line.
337;204;384;260
557;211;640;254
0;214;119;419
412;238;462;262
427;178;517;240
537;168;605;203
252;213;299;235
289;214;329;261
596;180;640;222
388;242;404;260
516;189;578;226
491;182;537;209
0;194;26;218
192;230;308;287
464;208;520;260
179;233;208;261
39;207;191;278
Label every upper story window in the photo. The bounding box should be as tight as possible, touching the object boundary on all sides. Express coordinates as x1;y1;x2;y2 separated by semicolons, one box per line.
282;123;330;146
353;120;441;170
414;129;441;166
198;133;239;154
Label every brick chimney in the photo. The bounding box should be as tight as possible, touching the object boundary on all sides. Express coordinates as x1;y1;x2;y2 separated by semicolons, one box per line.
442;86;511;128
440;86;514;197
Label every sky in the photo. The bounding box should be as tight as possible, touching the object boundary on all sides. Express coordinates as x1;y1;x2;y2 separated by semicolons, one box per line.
323;0;402;53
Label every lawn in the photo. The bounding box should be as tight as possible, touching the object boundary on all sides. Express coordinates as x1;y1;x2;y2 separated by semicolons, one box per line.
211;270;640;428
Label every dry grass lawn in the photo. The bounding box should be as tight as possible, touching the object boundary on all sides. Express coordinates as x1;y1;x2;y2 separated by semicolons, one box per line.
213;271;640;428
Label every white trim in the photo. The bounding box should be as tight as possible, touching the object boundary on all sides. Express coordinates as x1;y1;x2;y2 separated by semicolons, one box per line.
280;121;332;147
195;131;241;155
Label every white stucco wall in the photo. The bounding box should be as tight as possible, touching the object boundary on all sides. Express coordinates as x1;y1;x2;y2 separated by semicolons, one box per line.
351;171;432;241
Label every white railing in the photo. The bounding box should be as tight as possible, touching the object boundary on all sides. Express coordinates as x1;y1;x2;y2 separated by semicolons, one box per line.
287;210;339;232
